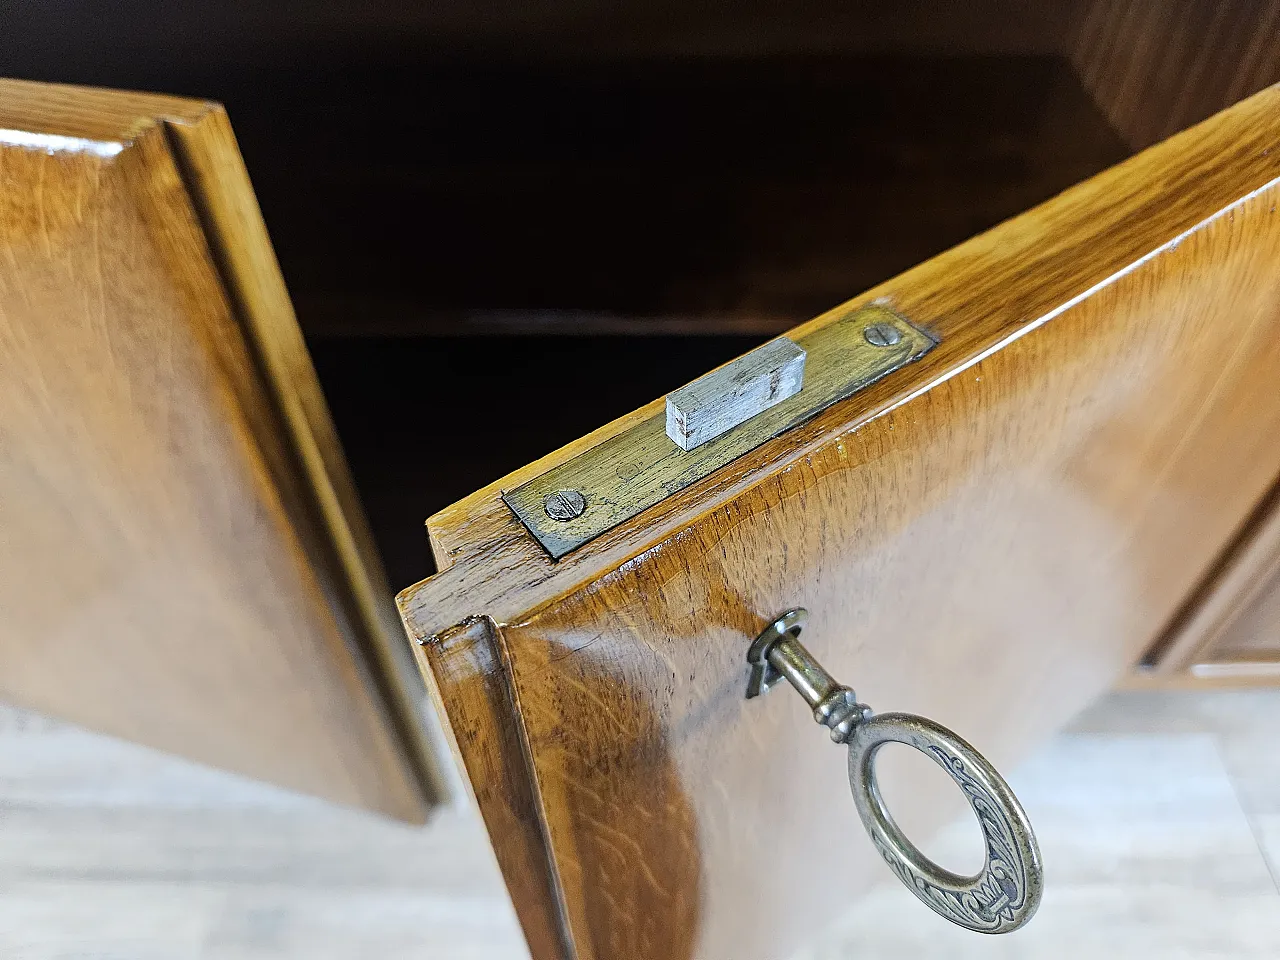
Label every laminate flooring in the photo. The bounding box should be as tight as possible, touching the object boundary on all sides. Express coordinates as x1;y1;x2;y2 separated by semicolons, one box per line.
3;690;1279;959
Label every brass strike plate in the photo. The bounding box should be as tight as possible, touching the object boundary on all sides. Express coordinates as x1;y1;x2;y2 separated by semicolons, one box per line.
503;306;937;559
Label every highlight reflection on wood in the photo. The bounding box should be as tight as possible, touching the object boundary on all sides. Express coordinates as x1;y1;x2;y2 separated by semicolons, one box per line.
402;85;1280;959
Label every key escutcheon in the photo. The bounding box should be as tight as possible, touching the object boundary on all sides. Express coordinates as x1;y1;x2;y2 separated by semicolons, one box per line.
746;609;1043;934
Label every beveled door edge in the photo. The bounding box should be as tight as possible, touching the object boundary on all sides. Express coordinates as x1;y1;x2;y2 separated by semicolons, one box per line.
163;108;452;812
414;616;579;960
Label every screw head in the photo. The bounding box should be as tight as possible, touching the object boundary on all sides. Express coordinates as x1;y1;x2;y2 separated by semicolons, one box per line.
863;322;902;347
543;489;586;521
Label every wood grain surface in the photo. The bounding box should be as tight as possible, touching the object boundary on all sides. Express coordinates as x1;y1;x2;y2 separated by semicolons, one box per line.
401;85;1280;958
0;78;445;819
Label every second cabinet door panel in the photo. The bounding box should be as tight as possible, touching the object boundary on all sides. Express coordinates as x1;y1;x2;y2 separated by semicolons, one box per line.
0;79;445;820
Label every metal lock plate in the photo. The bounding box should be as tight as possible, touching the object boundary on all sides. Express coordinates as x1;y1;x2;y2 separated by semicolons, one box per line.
503;305;937;558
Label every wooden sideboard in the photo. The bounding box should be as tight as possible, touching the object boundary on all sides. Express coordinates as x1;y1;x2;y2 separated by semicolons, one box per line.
3;3;1280;957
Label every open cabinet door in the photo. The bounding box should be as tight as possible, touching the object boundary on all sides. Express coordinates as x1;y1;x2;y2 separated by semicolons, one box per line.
0;80;448;821
399;85;1280;960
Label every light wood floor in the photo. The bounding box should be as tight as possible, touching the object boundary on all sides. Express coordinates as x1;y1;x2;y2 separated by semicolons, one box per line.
3;690;1279;959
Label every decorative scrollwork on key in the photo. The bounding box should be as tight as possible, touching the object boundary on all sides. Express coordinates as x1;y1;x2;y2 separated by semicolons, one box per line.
850;716;1041;933
746;609;1043;934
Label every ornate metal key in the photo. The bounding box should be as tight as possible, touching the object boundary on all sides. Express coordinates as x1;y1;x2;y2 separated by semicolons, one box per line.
746;609;1043;934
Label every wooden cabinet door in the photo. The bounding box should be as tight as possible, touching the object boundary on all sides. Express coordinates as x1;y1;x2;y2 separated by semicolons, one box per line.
0;79;448;820
398;86;1280;959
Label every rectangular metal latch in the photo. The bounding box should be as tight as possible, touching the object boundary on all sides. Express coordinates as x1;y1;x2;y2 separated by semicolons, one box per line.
666;338;807;451
503;305;937;558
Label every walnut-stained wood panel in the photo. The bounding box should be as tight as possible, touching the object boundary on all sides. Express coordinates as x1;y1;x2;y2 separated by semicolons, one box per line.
401;85;1280;958
0;79;446;819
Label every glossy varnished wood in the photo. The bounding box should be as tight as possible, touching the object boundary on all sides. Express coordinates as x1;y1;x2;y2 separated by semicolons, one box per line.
401;86;1280;958
0;79;444;819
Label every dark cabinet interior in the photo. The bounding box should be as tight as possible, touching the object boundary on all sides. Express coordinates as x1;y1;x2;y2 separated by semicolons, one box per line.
7;0;1272;589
